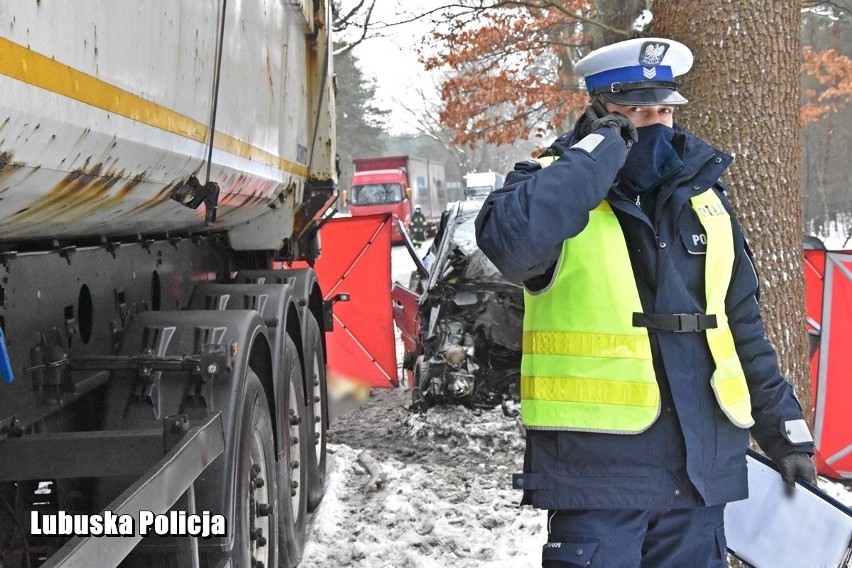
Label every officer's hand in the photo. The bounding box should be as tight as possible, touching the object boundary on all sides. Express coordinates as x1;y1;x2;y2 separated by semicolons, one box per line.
512;159;543;174
578;100;638;151
577;99;609;138
775;452;817;495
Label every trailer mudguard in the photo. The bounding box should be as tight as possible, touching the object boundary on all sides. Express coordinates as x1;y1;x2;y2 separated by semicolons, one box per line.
236;268;323;340
99;309;270;554
187;282;300;459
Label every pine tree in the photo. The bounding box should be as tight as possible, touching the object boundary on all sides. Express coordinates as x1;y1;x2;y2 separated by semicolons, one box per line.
333;44;388;195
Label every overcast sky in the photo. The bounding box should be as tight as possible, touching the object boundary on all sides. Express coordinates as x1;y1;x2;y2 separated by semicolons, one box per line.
347;1;445;134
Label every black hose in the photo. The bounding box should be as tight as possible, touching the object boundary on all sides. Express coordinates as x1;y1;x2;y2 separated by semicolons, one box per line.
205;0;228;186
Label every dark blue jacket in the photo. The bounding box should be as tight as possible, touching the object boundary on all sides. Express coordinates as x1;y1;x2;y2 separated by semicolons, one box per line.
475;123;814;510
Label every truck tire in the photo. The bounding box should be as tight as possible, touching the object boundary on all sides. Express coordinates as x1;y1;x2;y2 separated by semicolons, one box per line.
229;369;279;568
304;313;328;511
279;335;308;567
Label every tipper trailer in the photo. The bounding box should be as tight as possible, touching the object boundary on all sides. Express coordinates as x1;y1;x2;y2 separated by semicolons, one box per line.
0;1;339;567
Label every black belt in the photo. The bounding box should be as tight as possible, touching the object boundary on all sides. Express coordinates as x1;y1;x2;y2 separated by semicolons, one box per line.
589;80;679;96
633;312;718;333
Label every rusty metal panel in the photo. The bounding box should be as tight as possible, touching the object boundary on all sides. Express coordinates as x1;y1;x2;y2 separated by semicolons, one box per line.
0;1;333;247
289;0;315;32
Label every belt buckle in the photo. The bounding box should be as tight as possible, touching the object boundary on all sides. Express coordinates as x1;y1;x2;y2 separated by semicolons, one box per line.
610;82;622;93
676;314;701;333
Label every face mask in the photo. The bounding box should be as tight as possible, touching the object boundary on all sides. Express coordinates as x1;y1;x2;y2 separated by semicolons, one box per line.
619;123;683;193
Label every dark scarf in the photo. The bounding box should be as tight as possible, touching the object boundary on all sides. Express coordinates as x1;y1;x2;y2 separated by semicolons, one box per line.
619;123;684;194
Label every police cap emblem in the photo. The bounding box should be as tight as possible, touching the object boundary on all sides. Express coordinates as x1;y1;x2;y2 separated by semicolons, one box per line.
573;37;693;105
639;42;669;67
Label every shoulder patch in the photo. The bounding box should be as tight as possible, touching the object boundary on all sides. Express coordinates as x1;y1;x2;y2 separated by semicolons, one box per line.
570;133;605;155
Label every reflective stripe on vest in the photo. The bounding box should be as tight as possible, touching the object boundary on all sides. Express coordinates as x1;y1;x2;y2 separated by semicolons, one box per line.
521;189;754;432
521;200;660;433
690;190;754;428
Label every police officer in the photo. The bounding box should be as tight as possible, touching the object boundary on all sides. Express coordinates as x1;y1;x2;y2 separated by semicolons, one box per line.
474;38;817;567
410;204;428;247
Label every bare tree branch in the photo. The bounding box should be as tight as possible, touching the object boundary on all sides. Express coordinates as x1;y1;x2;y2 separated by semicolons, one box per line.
332;0;381;54
535;0;631;37
366;0;632;38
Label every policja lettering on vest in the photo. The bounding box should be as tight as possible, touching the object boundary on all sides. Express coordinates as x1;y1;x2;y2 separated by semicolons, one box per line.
474;36;817;568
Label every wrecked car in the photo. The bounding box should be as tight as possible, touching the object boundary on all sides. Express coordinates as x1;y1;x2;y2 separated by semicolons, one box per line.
392;200;523;412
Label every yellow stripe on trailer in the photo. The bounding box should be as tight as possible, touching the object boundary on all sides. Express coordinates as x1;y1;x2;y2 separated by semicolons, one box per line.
0;36;308;178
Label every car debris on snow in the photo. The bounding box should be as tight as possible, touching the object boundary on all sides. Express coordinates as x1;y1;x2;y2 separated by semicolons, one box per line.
357;449;389;491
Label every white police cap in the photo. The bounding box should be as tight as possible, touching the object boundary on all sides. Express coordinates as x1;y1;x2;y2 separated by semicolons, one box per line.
574;38;693;106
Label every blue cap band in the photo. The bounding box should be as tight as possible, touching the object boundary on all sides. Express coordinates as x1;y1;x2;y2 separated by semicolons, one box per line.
584;65;674;93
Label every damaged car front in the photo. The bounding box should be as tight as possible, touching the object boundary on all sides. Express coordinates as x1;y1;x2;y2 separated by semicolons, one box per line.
392;201;523;412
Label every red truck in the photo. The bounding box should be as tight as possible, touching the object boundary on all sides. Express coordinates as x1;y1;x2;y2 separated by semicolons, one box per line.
344;156;447;242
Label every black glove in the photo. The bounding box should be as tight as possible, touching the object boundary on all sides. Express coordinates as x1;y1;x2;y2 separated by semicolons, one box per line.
775;452;817;495
577;99;638;151
512;159;543;174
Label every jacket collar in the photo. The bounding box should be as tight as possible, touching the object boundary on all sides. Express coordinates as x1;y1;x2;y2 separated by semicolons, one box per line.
604;125;734;224
671;124;733;187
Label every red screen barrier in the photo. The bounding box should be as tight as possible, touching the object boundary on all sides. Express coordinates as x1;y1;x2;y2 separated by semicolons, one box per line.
312;214;398;390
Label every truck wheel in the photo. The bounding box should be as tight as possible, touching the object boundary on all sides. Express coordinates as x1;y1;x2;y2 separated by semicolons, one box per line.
279;335;308;567
304;314;328;511
231;369;278;568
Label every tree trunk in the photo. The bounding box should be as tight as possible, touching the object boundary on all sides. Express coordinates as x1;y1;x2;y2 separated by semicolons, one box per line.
653;3;812;420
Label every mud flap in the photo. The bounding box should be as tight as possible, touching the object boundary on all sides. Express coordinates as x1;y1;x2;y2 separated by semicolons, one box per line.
99;309;269;555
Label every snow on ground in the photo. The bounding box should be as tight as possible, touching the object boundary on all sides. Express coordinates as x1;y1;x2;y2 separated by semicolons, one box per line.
816;223;850;250
820;476;852;508
301;388;545;567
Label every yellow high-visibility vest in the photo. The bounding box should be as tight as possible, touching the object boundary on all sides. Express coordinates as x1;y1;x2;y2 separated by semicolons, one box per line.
521;189;754;433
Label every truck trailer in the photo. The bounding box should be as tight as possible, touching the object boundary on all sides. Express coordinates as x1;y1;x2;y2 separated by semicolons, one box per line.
0;2;337;567
345;156;446;242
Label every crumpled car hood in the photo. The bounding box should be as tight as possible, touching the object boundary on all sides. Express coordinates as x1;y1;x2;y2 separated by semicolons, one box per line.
393;201;523;413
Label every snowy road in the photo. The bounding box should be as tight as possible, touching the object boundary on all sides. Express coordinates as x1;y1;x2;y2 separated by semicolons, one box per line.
391;238;431;285
302;389;545;567
302;241;546;567
302;241;851;568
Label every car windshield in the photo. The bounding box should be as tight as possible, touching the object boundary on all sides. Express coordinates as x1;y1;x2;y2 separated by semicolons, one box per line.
352;183;404;204
445;203;506;282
